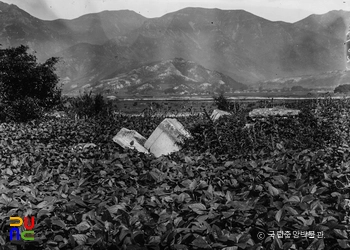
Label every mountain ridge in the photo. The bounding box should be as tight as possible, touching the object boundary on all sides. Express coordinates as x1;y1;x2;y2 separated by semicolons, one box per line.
74;57;247;96
258;70;350;91
56;7;348;88
0;2;147;59
1;1;350;95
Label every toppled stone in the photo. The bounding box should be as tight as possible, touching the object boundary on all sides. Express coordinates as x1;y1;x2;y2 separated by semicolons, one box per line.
249;107;301;118
71;143;97;151
63;102;72;109
144;118;191;157
210;109;231;121
113;128;149;154
106;96;117;100
244;123;255;129
44;111;67;118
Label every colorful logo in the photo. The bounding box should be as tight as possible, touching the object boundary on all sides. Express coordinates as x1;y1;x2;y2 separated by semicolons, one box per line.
9;216;35;241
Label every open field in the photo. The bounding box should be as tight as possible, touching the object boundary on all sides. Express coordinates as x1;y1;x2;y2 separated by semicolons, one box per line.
114;95;348;114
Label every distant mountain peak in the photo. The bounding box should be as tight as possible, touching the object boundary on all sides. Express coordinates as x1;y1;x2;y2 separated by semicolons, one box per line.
70;57;246;96
0;1;37;20
65;8;146;21
297;9;350;23
0;1;10;9
0;1;26;13
164;7;263;20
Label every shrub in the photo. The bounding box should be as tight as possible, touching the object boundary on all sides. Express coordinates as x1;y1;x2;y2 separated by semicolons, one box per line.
213;92;231;111
94;93;107;115
68;92;114;119
213;92;243;112
0;97;43;122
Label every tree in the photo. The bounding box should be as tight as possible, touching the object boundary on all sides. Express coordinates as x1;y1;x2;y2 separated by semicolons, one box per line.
334;84;350;94
213;92;231;111
0;45;62;109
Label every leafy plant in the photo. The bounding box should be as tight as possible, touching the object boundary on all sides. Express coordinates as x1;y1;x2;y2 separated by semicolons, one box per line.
2;98;350;249
0;96;43;122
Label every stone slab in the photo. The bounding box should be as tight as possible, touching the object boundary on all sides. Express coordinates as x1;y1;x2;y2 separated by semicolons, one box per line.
210;109;231;121
71;143;97;151
244;123;255;129
249;107;301;118
44;111;67;118
113;128;149;154
144;118;191;157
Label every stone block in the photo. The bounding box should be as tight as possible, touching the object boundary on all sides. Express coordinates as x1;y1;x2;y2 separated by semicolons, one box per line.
71;143;97;151
113;128;149;154
249;107;300;119
244;123;255;129
210;109;231;121
144;118;191;157
44;111;67;118
63;102;72;109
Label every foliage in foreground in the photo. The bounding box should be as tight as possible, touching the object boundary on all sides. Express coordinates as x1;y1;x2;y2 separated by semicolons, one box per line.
1;99;350;249
0;97;44;123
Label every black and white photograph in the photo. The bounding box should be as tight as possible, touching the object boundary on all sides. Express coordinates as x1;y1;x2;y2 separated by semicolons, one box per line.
1;0;350;249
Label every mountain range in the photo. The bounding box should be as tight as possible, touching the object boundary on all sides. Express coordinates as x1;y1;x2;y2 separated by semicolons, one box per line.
258;70;350;91
84;57;246;96
0;1;350;96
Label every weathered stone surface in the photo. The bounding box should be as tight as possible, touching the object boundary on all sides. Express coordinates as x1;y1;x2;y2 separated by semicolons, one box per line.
244;123;255;129
249;107;300;118
210;109;231;121
63;102;72;109
113;128;149;154
144;118;191;157
44;111;67;118
106;96;117;100
71;143;97;151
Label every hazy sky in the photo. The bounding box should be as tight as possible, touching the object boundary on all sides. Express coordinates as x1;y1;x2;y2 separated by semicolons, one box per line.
2;0;350;23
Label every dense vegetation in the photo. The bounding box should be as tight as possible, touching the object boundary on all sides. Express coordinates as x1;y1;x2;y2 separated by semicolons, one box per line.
1;93;350;250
